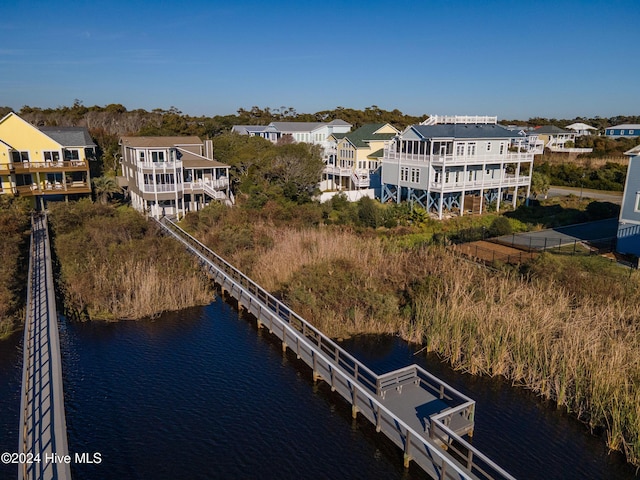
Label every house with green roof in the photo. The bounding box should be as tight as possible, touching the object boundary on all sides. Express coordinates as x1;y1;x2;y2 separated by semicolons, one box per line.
324;123;399;192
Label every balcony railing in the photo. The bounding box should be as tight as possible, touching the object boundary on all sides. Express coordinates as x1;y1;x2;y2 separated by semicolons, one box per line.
141;183;178;193
383;150;534;165
429;175;531;192
14;181;91;195
323;166;353;176
184;177;229;191
137;160;183;171
12;160;88;172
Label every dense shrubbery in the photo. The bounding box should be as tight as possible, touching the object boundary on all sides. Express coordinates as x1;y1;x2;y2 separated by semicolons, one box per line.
535;161;627;191
0;197;32;338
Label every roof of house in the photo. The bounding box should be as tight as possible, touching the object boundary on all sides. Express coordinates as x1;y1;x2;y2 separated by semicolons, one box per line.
342;123;397;148
327;119;352;126
532;125;571;135
38;126;96;147
181;156;228;168
269;120;352;132
411;124;523;140
329;132;348;141
120;136;203;148
565;122;596;131
368;148;385;158
624;145;640;156
231;125;278;133
608;124;640;130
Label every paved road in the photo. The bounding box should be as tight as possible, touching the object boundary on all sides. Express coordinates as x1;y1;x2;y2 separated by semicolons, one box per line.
546;186;623;204
496;218;618;250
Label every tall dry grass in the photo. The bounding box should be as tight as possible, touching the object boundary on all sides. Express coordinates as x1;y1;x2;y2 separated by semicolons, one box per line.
49;202;214;321
539;154;628;168
80;254;213;320
220;222;640;466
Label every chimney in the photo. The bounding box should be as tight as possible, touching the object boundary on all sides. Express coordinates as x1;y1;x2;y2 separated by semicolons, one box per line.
205;140;214;160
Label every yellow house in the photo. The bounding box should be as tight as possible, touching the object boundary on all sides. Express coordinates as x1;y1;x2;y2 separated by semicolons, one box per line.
324;123;399;190
0;112;95;206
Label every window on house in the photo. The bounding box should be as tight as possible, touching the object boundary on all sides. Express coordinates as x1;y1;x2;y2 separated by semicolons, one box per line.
411;168;420;183
456;143;465;156
64;149;79;160
445;170;450;183
499;143;505;155
630;130;635;135
636;192;640;212
12;151;29;163
44;151;60;162
400;167;409;182
486;142;492;152
434;169;441;183
467;143;476;156
151;151;165;162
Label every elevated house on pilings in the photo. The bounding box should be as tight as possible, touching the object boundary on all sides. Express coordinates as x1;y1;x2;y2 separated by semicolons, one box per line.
380;115;535;218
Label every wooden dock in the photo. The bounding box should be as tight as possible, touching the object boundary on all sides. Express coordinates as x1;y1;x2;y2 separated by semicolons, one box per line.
158;217;516;480
18;213;71;480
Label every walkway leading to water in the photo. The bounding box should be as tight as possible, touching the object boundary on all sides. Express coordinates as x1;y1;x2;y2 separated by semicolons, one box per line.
18;213;70;480
158;217;516;480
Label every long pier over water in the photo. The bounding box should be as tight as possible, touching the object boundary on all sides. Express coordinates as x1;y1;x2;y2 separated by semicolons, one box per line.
158;217;516;480
18;213;70;480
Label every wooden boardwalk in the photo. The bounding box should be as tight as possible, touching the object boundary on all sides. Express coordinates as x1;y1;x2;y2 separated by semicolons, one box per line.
18;214;71;480
158;217;516;480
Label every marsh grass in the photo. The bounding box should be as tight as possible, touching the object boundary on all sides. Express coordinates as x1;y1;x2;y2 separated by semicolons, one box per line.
195;219;640;466
49;201;213;321
0;197;31;338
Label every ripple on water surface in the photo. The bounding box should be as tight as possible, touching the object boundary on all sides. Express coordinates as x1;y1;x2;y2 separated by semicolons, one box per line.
59;301;428;480
1;298;638;480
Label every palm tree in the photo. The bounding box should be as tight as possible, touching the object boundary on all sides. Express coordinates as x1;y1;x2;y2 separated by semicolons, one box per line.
92;176;121;204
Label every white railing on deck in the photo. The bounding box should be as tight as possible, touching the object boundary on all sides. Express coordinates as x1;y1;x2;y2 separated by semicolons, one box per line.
383;150;534;165
156;217;516;480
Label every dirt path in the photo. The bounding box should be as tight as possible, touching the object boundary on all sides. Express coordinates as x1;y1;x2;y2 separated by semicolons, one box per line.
452;240;537;264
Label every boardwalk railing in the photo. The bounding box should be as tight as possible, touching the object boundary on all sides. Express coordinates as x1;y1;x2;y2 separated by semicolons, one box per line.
19;213;70;480
157;217;516;480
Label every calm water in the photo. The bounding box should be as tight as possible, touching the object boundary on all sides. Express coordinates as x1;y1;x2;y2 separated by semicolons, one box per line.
0;297;637;479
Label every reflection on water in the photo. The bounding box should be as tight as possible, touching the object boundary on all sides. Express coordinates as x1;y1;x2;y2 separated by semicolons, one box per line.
340;335;637;480
0;302;637;479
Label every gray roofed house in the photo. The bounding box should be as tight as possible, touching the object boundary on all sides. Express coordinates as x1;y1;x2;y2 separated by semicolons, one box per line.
231;119;352;161
39;126;96;147
381;116;538;219
412;124;525;140
526;125;589;154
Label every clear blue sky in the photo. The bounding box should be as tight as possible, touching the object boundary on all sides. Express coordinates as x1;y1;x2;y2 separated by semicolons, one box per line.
2;0;639;120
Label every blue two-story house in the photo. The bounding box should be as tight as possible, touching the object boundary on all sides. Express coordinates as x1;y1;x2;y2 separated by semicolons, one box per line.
617;145;640;256
605;124;640;138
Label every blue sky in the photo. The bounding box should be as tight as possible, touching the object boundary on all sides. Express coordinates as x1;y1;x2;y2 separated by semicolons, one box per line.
1;0;639;120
